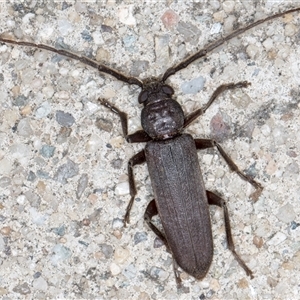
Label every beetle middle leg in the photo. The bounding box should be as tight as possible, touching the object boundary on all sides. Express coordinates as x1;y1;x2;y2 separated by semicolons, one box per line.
99;98;151;143
144;200;182;287
195;138;262;201
206;190;254;279
125;150;146;224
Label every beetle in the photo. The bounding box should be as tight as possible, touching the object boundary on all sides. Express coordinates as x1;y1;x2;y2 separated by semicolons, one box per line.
1;7;300;287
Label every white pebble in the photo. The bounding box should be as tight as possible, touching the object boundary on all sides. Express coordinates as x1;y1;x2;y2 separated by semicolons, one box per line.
0;158;13;175
285;23;297;36
246;44;261;59
276;204;296;223
35;101;52;119
17;195;26;205
262;38;273;51
57;19;73;36
267;232;287;246
33;277;48;291
222;1;235;13
114;247;130;264
85;134;102;152
110;262;121;276
210;22;222;34
118;6;136;26
115;181;129;196
43;86;55;98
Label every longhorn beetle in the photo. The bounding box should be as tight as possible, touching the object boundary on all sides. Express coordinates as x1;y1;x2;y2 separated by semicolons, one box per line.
1;7;299;286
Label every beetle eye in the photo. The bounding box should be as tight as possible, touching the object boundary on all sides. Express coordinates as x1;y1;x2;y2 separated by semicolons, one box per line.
138;90;149;103
162;85;174;96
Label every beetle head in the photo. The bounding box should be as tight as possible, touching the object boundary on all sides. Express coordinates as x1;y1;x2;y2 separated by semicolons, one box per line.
139;80;184;140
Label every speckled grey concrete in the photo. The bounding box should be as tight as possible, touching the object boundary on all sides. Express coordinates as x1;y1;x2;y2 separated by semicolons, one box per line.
0;1;300;299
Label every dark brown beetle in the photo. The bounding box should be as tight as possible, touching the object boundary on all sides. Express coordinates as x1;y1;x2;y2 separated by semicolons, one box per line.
1;7;299;286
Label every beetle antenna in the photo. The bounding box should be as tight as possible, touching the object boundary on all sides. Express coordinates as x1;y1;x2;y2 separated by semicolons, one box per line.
0;35;143;88
162;7;300;81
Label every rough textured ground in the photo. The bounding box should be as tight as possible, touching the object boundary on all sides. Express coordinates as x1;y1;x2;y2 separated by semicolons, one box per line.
0;1;300;299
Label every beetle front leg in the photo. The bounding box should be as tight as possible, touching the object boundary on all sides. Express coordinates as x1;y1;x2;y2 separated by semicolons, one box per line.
144;200;182;287
99;98;151;143
206;190;254;279
125;150;146;225
195;138;263;201
183;81;251;128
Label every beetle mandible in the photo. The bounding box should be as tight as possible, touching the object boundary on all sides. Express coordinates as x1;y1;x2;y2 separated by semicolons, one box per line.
1;7;300;287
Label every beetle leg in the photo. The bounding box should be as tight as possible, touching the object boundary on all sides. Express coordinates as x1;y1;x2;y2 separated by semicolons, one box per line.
125;150;146;225
183;81;250;128
144;200;182;287
206;190;254;279
99;98;151;143
144;200;168;248
195;138;263;201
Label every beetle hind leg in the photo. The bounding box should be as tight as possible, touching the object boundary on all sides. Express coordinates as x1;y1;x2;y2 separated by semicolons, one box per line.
144;200;182;287
206;190;254;279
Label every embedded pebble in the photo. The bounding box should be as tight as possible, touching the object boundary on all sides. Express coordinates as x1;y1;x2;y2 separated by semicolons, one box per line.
57;127;72;144
85;134;102;152
99;244;114;259
50;244;72;265
0;158;13;175
110;262;121;276
57;19;73;35
149;267;169;281
12;283;31;295
210;22;222;34
35;101;52;119
155;35;170;67
276;204;296;223
161;9;179;30
17;118;33;137
253;236;264;248
54;159;79;184
81;29;93;41
112;218;124;229
118;6;136;26
246;44;261;59
0;226;11;236
267;232;287;246
222;1;235;13
76;173;88;199
134;232;148;244
177;22;201;45
32;277;48;291
29;207;48;225
115;181;129;196
0;176;11;188
27;171;36;181
13;95;28;107
130;60;149;77
114;247;130;264
154;237;165;248
181;76;205;94
284;162;299;176
52;224;66;236
55;111;75;127
122;264;136;279
285;23;297;36
40;145;55;158
210;112;232;142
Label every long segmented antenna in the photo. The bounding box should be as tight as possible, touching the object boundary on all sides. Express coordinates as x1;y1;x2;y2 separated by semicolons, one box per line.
162;7;300;81
0;35;143;88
